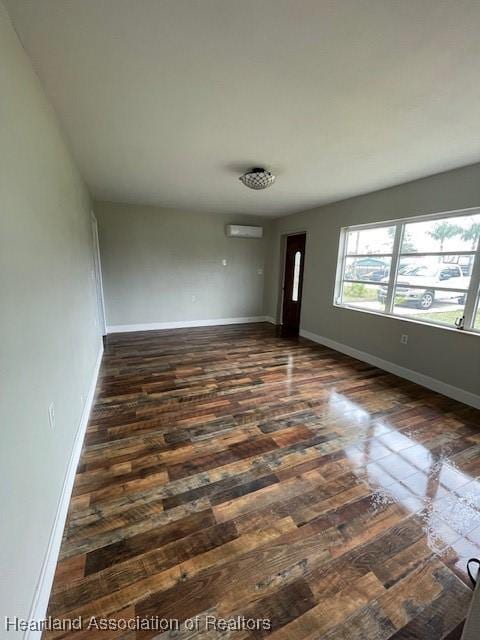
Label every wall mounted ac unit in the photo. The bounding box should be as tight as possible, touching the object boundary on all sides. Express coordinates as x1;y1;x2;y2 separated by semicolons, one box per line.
226;225;263;239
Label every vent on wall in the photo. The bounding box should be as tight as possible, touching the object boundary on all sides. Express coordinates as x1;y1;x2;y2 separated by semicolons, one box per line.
226;225;263;239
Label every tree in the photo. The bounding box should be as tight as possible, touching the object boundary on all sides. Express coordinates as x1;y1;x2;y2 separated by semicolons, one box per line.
427;222;462;251
462;221;480;250
401;232;416;253
387;226;415;252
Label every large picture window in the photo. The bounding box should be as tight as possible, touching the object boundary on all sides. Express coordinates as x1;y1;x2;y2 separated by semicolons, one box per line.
335;209;480;333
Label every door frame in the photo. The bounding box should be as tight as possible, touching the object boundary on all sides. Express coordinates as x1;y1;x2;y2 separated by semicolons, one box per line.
279;231;307;327
91;212;107;336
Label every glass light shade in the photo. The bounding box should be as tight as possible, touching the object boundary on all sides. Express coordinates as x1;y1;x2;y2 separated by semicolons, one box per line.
239;168;276;190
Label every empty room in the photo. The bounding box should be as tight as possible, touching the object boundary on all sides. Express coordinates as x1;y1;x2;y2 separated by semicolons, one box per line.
2;1;480;639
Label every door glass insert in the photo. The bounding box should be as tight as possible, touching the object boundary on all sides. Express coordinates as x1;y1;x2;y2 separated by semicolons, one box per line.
292;251;301;301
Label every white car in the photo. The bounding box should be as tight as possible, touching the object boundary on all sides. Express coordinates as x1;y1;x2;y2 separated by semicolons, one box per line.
378;263;468;309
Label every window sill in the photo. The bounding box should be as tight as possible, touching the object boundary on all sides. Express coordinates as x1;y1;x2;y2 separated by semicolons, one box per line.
333;303;480;337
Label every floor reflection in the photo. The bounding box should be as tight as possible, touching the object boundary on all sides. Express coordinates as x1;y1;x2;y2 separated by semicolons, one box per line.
337;388;480;584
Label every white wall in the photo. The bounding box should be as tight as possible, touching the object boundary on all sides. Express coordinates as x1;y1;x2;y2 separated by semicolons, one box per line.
95;201;270;330
266;163;480;400
0;2;101;633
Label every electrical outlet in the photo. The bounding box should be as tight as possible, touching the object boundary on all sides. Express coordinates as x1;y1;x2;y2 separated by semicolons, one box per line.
48;402;55;429
222;259;228;267
400;334;408;344
191;294;196;302
257;268;264;275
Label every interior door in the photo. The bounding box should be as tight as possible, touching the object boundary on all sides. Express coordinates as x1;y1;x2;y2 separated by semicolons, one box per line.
281;233;306;335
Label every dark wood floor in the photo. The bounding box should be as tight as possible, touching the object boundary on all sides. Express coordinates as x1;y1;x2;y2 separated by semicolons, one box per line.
47;323;480;639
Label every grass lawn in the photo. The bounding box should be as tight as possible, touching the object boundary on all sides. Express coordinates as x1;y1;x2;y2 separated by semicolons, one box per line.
406;309;461;325
343;283;378;303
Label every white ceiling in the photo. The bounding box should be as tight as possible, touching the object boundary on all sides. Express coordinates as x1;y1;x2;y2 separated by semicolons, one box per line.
6;0;480;217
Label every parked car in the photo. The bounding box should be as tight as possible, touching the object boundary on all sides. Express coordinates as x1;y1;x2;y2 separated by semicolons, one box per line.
457;255;474;276
378;263;468;309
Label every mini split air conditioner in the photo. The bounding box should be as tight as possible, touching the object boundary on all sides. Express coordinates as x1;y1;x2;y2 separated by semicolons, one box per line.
226;225;263;239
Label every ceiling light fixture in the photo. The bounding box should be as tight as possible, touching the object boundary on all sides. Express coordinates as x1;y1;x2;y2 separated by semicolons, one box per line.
239;167;276;190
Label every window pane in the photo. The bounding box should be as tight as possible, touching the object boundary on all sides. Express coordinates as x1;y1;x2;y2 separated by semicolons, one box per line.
346;226;395;255
292;251;301;302
392;286;465;327
475;306;480;331
344;256;391;283
341;282;385;312
401;213;480;253
395;255;472;292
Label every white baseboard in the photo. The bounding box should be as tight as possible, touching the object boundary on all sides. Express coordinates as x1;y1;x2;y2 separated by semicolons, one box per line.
265;316;278;325
26;342;104;639
107;316;268;334
300;328;480;410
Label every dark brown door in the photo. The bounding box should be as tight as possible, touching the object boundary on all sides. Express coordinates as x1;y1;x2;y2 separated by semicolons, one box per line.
281;233;306;335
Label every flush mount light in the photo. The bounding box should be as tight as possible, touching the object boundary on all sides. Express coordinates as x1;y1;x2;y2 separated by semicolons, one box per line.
239;167;276;190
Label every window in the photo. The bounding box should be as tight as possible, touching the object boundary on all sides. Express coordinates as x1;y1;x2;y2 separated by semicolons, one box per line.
292;251;302;302
335;209;480;333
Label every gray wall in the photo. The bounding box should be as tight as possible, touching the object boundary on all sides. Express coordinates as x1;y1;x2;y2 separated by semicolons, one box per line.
0;2;101;628
95;202;270;328
266;163;480;397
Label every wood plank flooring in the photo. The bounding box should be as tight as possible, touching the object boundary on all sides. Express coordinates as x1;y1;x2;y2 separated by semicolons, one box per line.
46;323;480;639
